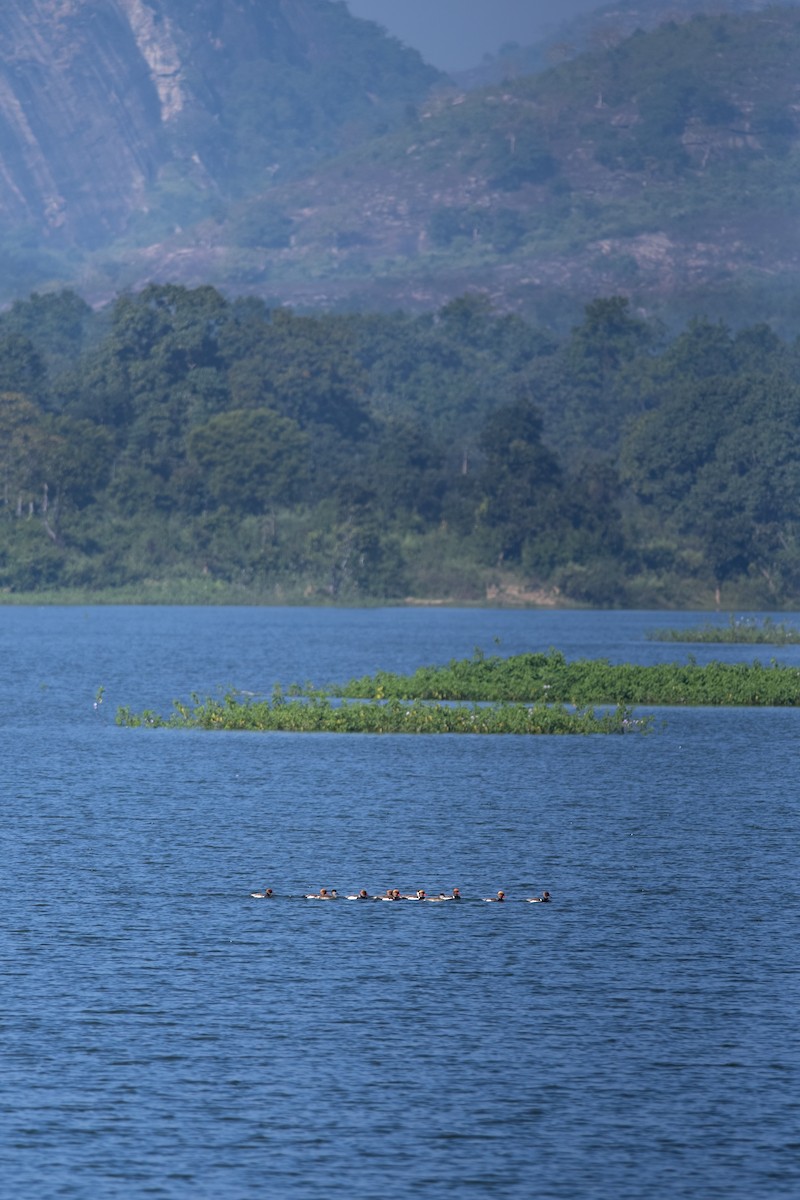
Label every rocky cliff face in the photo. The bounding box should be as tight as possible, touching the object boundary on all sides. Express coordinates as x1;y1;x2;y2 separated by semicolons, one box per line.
0;0;439;246
0;1;166;242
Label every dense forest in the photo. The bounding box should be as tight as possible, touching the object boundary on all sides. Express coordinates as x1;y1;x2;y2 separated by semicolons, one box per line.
1;283;799;607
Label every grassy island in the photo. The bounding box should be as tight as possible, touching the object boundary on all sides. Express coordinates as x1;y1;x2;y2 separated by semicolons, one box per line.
335;650;800;706
116;649;800;732
115;691;646;735
646;616;800;645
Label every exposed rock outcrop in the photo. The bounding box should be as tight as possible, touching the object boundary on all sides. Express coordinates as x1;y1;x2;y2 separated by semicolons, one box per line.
0;0;439;244
0;0;165;240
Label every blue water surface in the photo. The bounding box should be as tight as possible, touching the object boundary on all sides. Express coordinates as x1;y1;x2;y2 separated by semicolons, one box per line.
0;607;797;1199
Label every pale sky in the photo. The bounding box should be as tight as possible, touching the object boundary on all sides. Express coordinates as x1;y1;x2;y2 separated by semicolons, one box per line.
344;0;601;71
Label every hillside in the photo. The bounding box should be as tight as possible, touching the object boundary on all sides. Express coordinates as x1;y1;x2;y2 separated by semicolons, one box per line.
82;6;800;330
451;0;798;88
0;0;439;286
2;4;800;329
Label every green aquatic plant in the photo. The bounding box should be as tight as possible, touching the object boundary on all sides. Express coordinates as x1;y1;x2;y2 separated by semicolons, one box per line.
334;649;800;706
646;615;800;645
115;691;648;735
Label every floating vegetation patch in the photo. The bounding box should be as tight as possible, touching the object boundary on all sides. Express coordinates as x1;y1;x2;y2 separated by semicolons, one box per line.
646;615;800;645
115;690;647;735
335;649;800;706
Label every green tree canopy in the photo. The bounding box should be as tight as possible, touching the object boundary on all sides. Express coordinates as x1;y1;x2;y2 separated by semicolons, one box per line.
188;408;308;514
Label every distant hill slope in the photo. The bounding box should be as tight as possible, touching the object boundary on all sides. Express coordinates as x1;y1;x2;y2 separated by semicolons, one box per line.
90;6;800;329
4;4;800;331
0;0;439;247
451;0;799;88
117;3;796;328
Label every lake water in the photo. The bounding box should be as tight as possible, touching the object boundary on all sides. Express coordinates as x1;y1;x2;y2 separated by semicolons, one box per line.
1;607;797;1199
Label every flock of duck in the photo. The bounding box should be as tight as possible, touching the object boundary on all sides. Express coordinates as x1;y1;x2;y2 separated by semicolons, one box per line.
250;886;551;903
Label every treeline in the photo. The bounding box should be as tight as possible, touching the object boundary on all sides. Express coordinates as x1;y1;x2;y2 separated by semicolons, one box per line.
1;284;800;606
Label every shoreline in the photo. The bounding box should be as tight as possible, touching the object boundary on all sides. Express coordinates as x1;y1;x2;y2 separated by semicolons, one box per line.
0;586;796;613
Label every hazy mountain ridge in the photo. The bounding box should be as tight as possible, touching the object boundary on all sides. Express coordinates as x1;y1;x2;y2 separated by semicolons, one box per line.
105;6;800;328
451;0;799;88
0;0;439;247
2;3;800;329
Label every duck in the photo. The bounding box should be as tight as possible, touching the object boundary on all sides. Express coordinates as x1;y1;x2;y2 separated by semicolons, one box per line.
484;890;505;902
250;887;274;898
305;888;338;899
527;891;551;903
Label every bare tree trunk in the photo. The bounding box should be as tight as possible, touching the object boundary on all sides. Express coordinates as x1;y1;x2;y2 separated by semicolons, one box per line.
42;486;60;543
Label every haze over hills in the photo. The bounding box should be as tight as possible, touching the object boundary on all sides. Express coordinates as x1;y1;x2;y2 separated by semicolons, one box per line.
0;0;799;331
451;0;800;88
124;5;800;330
0;0;439;286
